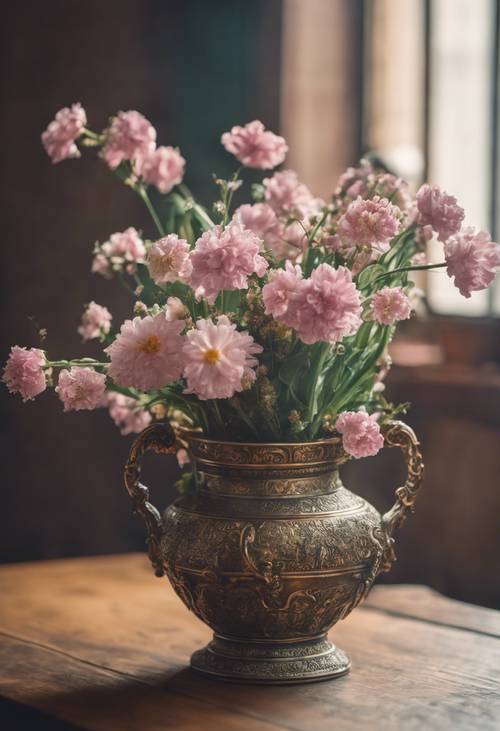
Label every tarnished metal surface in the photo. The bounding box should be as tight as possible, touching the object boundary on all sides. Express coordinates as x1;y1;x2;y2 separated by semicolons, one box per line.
124;421;424;683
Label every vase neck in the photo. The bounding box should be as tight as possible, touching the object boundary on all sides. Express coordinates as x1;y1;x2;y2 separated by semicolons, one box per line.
194;465;342;498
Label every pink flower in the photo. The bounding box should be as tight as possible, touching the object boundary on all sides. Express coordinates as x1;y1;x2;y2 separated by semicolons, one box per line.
190;220;268;304
147;234;192;285
92;253;112;279
334;159;374;199
263;170;318;218
101;110;156;170
221;120;287;169
176;448;190;467
165;296;187;321
41;103;87;163
235;203;280;241
2;346;46;402
289;264;363;345
107;393;152;435
56;367;106;412
444;227;500;298
416;184;464;242
140;146;185;193
235;203;306;260
336;411;384;459
101;227;146;266
371;287;412;325
78;301;112;341
337;196;400;248
182;316;263;400
106;312;184;390
262;261;303;318
376;173;413;213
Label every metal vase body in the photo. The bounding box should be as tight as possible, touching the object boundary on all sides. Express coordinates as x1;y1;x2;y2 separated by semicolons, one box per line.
124;422;423;684
160;434;391;683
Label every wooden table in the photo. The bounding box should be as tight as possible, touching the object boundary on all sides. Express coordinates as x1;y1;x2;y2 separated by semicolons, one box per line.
1;554;499;730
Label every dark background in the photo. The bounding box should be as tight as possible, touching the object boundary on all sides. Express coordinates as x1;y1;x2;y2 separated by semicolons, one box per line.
2;0;499;609
0;0;282;562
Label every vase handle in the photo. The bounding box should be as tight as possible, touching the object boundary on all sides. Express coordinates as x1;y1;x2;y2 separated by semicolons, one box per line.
124;422;177;577
378;420;424;570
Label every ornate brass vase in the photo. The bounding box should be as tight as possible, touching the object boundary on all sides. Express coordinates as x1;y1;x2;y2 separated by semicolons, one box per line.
124;420;423;684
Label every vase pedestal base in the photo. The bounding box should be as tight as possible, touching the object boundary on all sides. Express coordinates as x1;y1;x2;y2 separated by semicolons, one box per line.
190;634;350;685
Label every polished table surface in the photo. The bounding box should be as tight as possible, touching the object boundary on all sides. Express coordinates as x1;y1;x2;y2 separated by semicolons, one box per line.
0;553;499;730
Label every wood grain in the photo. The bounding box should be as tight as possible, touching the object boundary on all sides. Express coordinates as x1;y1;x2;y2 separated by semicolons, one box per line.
0;554;499;731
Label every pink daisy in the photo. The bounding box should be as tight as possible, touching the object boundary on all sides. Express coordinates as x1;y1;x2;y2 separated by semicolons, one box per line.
371;287;412;325
336;411;384;459
3;346;46;402
182;316;263;400
56;367;106;412
147;234;192;285
444;227;500;298
221;120;287;169
190;220;268;304
106;313;184;390
41;103;87;163
78;301;112;341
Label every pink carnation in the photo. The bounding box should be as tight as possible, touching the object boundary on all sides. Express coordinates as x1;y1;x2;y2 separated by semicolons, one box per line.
416;184;464;242
182;316;263;400
336;411;384;459
337;196;400;248
78;301;112;341
288;264;363;345
147;234;192;285
165;296;187;321
235;203;306;260
2;346;46;402
371;287;412;325
190;220;268;304
221;120;287;169
107;393;152;435
101;110;156;170
444;227;500;298
263;170;318;218
106;312;184;390
140;146;185;193
101;227;146;265
56;367;106;412
235;203;280;241
41;103;87;163
334;159;374;199
263;262;303;318
92;253;112;279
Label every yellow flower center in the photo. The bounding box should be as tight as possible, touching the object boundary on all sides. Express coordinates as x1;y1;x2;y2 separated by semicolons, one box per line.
203;348;221;365
138;335;161;355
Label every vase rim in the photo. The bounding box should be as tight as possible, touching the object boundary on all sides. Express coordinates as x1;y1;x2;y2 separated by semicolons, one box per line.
177;426;342;449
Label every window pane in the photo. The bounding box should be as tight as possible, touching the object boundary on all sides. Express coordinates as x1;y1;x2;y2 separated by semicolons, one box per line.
427;0;495;316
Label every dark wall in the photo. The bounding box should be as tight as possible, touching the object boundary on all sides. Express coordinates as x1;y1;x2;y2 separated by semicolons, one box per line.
0;0;282;563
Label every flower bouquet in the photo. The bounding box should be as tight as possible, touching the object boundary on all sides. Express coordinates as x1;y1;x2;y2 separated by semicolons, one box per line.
4;106;499;459
4;105;500;683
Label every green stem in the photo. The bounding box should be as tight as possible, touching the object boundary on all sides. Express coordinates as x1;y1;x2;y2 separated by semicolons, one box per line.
45;359;107;370
374;261;446;284
138;186;165;237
